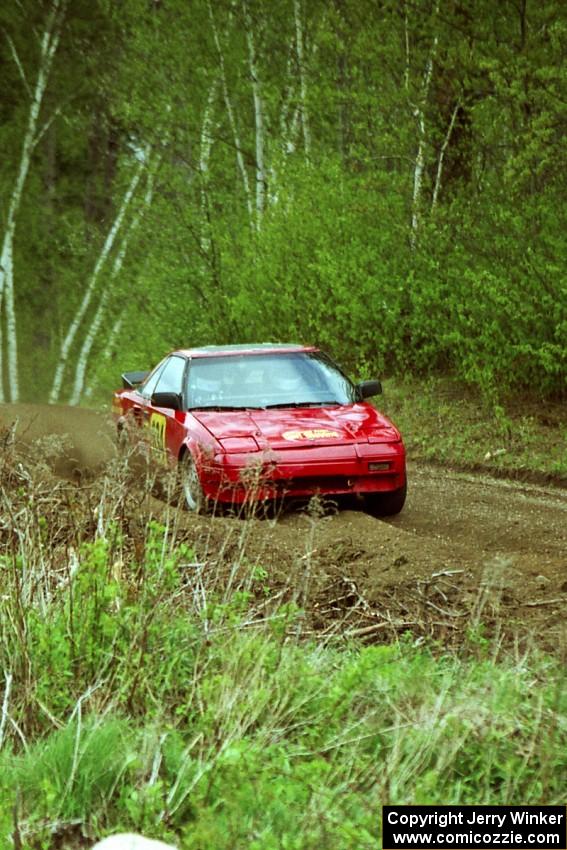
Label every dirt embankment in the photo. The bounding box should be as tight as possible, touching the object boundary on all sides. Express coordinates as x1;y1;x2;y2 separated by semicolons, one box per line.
1;403;565;653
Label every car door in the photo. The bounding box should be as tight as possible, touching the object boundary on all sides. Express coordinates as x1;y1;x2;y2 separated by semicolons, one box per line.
125;358;168;437
146;355;188;464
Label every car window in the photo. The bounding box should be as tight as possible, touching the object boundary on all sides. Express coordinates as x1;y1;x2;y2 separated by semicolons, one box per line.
154;356;186;397
139;359;167;399
187;352;356;408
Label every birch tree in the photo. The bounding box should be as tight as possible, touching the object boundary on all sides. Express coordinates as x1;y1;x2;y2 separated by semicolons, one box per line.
293;0;311;160
49;155;146;404
199;76;219;254
68;168;157;405
83;315;123;401
243;0;267;226
208;0;255;230
0;0;66;401
278;38;299;155
410;16;439;247
431;101;460;212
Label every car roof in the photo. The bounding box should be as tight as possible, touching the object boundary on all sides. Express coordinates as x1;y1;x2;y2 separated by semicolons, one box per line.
174;343;318;359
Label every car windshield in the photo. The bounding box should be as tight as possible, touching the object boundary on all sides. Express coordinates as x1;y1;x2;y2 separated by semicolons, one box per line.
187;352;357;409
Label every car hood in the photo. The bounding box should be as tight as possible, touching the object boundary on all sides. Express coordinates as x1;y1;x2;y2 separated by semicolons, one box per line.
192;404;400;449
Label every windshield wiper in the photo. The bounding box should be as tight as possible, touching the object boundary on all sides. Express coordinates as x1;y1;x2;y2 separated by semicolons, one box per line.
189;405;264;411
263;401;343;409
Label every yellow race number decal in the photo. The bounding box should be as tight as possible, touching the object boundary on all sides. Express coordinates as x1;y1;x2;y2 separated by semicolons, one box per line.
148;412;167;464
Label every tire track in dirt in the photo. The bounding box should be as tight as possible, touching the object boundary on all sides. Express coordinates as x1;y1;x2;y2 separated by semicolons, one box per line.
392;464;566;573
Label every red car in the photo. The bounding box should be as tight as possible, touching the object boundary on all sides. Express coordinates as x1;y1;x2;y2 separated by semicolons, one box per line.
113;344;406;514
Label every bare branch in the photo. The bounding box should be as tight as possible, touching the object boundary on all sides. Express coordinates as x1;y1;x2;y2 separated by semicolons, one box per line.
431;101;460;211
5;34;32;99
32;103;64;149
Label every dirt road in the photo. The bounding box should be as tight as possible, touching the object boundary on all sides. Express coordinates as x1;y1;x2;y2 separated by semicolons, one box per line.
1;403;565;651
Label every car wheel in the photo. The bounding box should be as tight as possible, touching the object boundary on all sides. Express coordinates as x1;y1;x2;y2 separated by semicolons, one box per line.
365;482;407;517
179;452;209;513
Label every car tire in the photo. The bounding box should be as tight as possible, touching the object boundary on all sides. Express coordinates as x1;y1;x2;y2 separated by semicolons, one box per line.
365;481;407;517
179;452;209;514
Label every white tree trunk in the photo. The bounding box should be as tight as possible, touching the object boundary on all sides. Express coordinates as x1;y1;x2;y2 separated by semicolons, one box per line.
286;105;301;155
410;33;438;247
410;101;428;240
0;0;65;401
199;77;218;178
199;76;219;253
68;262;120;407
83;314;123;401
243;1;267;225
69;172;156;405
431;101;460;212
279;37;296;147
293;0;311;159
208;1;254;229
403;0;411;93
49;160;145;404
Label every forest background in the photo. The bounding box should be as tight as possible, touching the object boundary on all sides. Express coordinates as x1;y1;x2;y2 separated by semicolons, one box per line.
1;0;565;409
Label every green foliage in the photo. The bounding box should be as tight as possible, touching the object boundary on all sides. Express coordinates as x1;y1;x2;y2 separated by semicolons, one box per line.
1;615;566;847
382;375;567;477
0;523;202;726
0;496;566;846
1;0;565;402
0;718;135;829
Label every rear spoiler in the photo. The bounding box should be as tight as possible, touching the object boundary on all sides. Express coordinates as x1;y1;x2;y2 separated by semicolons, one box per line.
122;370;150;390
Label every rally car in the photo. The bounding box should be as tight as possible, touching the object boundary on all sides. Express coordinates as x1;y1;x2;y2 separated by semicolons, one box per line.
113;343;407;514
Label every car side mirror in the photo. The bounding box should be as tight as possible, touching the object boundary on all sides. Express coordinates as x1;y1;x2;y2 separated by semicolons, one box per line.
357;380;382;399
151;391;182;411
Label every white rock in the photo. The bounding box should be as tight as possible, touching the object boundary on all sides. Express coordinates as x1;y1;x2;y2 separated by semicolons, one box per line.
92;834;178;850
484;448;507;461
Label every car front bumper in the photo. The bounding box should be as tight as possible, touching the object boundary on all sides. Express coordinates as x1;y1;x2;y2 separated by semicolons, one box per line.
200;442;406;504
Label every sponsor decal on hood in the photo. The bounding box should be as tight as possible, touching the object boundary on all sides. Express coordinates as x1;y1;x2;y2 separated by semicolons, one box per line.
282;428;341;441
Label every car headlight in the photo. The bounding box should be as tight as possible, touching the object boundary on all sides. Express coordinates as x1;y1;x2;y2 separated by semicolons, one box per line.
218;437;260;453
